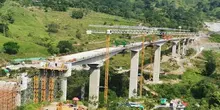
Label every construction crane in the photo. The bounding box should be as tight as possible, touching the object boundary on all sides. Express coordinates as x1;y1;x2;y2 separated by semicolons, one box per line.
87;27;197;100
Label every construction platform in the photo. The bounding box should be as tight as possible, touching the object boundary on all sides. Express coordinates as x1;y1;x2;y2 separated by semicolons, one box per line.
39;67;67;71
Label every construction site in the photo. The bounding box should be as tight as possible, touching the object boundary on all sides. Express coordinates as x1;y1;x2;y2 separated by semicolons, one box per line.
0;24;203;110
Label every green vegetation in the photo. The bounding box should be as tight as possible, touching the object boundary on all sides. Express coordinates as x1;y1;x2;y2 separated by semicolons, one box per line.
0;0;138;61
210;34;220;43
161;59;179;72
3;41;20;54
18;102;50;110
20;0;220;30
65;50;220;109
67;70;90;100
186;48;196;56
147;51;220;109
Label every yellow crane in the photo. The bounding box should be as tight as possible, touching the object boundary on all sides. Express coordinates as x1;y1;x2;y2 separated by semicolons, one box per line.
104;33;110;103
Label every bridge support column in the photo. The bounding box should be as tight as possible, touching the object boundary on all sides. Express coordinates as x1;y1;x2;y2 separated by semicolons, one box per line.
172;41;179;58
16;91;21;106
60;63;72;101
88;63;102;109
129;50;140;98
60;77;67;101
186;39;190;46
153;44;163;83
177;41;181;55
182;39;187;56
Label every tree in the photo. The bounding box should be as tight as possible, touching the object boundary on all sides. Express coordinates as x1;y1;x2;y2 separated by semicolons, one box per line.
209;91;220;108
3;42;20;54
191;80;217;99
48;43;59;55
67;70;90;100
57;41;73;53
204;57;216;76
0;0;6;7
0;0;6;3
203;51;216;76
71;10;84;19
0;13;9;37
216;11;220;19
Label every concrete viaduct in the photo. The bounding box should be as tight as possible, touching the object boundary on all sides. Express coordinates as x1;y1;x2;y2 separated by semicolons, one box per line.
48;36;198;109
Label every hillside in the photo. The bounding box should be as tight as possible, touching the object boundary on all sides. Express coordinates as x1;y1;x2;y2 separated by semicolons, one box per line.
1;0;219;61
22;0;220;29
0;1;139;60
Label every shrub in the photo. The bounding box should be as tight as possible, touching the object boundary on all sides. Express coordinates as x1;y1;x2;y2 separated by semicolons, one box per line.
71;10;84;19
3;42;20;54
76;29;82;39
48;44;59;55
47;22;59;33
186;48;196;56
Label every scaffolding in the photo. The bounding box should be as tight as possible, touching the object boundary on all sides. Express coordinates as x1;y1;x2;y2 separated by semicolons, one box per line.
49;70;55;102
33;75;39;103
33;62;67;103
41;69;47;102
0;83;17;110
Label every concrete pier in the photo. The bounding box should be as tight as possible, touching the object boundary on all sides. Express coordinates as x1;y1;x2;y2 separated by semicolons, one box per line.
60;77;67;101
60;63;72;101
129;50;140;98
88;64;102;109
178;41;181;55
182;39;186;56
172;41;179;57
153;44;163;83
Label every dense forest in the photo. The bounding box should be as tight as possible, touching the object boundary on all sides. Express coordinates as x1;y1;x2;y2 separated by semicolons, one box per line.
17;0;220;30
